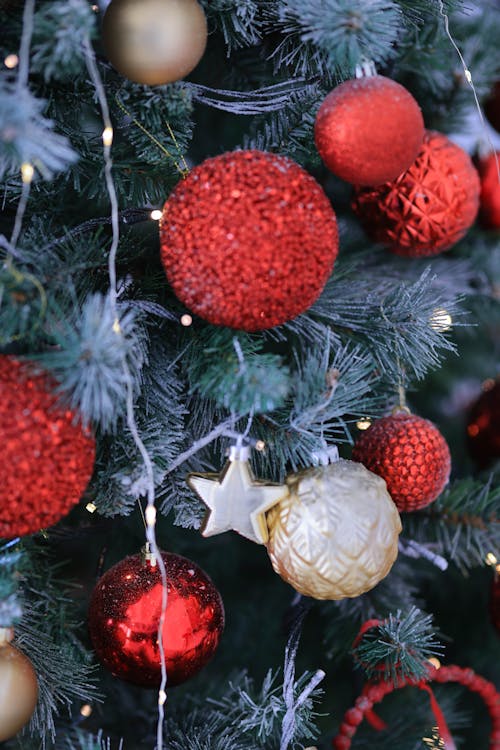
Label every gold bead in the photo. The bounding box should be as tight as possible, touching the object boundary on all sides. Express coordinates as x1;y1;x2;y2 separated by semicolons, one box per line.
0;642;38;741
102;0;207;86
266;460;402;600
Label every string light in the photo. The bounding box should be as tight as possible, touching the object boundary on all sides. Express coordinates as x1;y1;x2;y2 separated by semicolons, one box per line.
180;314;193;327
4;54;19;69
356;418;372;431
150;209;163;221
429;308;453;332
428;657;442;669
158;690;167;706
21;163;34;184
112;319;121;334
145;505;157;527
80;704;93;717
85;502;97;514
486;552;498;566
255;440;266;451
102;126;114;147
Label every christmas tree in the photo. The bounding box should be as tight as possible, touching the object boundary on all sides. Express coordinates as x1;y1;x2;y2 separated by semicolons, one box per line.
1;0;500;748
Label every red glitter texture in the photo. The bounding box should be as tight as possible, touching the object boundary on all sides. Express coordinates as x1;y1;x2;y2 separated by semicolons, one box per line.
352;130;480;257
314;75;424;186
466;381;500;468
352;412;451;512
491;573;500;635
88;551;224;687
0;356;95;538
477;152;500;230
160;150;338;331
485;82;500;133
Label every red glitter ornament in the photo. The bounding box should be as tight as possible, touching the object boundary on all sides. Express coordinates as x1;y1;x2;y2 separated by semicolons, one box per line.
466;381;500;469
477;151;500;230
352;130;480;257
160;150;338;331
352;411;451;512
88;550;224;687
314;75;424;186
491;571;500;635
0;356;95;538
485;82;500;133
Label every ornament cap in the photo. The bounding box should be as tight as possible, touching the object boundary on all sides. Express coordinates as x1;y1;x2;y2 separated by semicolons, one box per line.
0;628;14;647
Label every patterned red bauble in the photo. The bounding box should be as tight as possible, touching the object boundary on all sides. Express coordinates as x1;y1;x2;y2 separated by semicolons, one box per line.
477;152;500;230
352;412;451;512
160;150;338;331
352;130;480;257
0;356;95;538
485;82;500;133
314;75;424;186
88;551;224;687
466;381;500;469
491;572;500;635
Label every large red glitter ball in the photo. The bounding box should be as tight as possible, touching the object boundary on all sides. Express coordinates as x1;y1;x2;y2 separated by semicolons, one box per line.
0;356;95;538
485;82;500;134
160;150;338;331
352;412;451;512
352;130;480;257
467;381;500;469
490;573;500;635
88;551;224;687
314;75;424;186
477;152;500;230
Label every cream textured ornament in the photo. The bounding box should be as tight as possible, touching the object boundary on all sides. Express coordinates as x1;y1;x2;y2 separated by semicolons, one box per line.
266;460;402;600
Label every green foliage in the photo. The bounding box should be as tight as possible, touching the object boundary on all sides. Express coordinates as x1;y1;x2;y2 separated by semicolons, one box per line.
0;541;24;627
201;0;263;53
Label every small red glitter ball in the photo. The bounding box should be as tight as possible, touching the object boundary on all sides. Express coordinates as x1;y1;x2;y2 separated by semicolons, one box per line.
485;82;500;133
160;150;338;331
0;356;95;538
477;152;500;230
314;75;424;186
466;381;500;468
352;412;451;512
352;130;480;257
490;572;500;635
88;551;224;687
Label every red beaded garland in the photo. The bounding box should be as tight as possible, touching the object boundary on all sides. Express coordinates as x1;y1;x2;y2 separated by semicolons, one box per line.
477;152;500;230
332;665;500;749
314;75;424;186
352;412;451;512
160;150;339;331
88;551;224;688
467;382;500;469
0;356;95;538
352;130;480;257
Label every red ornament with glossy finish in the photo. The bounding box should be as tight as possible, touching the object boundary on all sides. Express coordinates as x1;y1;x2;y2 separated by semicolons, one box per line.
314;75;424;186
160;150;338;331
352;412;451;512
88;551;224;687
352;130;480;257
477;152;500;230
0;356;95;538
467;381;500;468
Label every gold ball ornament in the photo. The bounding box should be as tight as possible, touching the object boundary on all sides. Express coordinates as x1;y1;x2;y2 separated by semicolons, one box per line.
102;0;208;86
266;460;402;600
0;636;38;741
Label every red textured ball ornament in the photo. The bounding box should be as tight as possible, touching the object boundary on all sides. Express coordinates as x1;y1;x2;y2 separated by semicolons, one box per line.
314;75;424;186
485;82;500;133
352;130;480;257
160;150;338;331
467;381;500;469
0;356;95;538
352;411;451;512
88;551;224;687
477;152;500;230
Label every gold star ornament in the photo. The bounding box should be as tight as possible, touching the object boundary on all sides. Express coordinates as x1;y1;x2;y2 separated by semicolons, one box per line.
187;445;286;545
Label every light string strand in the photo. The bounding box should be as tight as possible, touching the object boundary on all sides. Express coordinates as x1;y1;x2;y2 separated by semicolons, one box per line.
83;38;168;750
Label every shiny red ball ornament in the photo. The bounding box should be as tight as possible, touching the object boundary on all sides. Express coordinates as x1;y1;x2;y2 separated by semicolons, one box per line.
88;551;224;687
352;411;451;512
467;381;500;469
352;130;480;257
0;356;95;538
160;150;338;331
491;571;500;635
485;82;500;133
314;75;424;186
477;152;500;230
